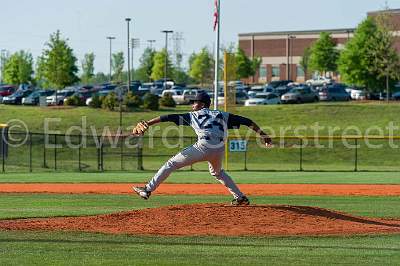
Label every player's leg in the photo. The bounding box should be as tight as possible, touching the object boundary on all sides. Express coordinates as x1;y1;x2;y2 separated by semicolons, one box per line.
207;149;249;205
145;144;207;192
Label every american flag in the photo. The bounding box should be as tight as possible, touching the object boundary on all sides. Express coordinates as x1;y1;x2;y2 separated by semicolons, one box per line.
213;0;219;31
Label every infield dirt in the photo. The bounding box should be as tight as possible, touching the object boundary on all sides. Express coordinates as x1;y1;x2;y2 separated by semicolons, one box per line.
1;204;400;236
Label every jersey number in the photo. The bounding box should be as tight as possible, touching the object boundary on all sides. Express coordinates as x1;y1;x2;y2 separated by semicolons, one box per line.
198;114;224;132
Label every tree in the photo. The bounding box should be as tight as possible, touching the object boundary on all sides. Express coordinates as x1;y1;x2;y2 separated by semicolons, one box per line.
135;48;155;82
368;11;400;98
338;16;400;91
299;47;312;78
173;68;192;84
81;52;95;84
112;52;124;83
3;50;33;85
189;48;213;86
91;72;108;85
36;30;79;89
309;32;340;75
235;48;260;79
150;49;174;81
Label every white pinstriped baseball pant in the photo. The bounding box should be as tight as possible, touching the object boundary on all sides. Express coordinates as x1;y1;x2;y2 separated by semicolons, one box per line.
145;140;245;199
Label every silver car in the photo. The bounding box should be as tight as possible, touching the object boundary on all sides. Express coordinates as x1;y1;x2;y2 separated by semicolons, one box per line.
281;86;319;104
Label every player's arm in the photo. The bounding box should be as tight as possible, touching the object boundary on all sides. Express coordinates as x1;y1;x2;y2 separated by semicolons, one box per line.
227;114;272;146
132;114;190;135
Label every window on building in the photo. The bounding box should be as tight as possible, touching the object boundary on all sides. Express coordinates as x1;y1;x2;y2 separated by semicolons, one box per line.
272;66;280;77
297;66;305;77
259;65;267;78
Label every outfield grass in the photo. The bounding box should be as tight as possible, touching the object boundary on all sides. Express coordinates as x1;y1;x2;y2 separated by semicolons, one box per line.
2;102;400;135
0;194;399;219
0;171;399;184
0;231;398;266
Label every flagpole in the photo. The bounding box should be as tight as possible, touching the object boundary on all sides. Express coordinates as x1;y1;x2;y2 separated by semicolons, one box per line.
213;0;220;110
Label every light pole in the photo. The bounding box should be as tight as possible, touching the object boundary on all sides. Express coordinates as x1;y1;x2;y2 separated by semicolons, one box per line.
147;40;156;49
289;35;296;81
125;18;131;91
161;30;173;88
106;37;115;83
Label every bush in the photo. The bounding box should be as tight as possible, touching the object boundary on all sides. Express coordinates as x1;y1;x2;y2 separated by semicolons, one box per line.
159;94;176;107
143;93;159;110
65;95;84;106
123;92;143;108
89;95;103;108
101;92;118;111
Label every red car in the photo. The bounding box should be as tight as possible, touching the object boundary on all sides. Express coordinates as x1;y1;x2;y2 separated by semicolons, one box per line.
0;85;16;97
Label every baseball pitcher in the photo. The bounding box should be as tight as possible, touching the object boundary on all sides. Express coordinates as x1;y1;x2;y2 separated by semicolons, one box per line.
132;92;272;205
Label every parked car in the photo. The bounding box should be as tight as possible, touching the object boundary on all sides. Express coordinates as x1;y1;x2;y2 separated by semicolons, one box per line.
177;89;206;105
273;85;293;96
217;91;248;105
86;90;114;106
266;80;293;89
350;89;368;100
248;86;266;98
244;93;281;106
64;90;94;104
392;91;400;100
318;84;350;101
281;86;319;104
306;76;333;86
0;85;17;103
22;89;55;105
46;89;75;105
228;80;244;87
161;89;185;103
3;89;33;104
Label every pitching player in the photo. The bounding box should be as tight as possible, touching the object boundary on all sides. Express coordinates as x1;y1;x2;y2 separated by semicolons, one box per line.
132;92;272;205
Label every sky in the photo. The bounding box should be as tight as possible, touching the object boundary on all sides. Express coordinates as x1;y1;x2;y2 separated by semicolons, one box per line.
0;0;398;74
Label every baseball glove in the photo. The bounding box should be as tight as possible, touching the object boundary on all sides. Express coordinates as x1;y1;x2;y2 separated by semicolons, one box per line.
132;121;149;136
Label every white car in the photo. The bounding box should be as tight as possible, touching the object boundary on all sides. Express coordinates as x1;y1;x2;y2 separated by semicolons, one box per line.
244;93;281;106
46;89;75;105
306;76;333;86
350;89;367;100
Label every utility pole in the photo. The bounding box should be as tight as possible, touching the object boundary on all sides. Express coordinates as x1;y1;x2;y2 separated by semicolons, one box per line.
106;37;116;83
161;30;173;88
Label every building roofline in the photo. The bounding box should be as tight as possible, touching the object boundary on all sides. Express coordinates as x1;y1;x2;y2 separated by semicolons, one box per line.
238;28;356;37
367;8;400;15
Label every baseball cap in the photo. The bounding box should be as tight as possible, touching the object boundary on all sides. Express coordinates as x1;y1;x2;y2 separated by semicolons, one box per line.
194;91;211;107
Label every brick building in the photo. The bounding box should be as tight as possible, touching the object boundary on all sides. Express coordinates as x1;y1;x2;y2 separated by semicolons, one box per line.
239;9;400;84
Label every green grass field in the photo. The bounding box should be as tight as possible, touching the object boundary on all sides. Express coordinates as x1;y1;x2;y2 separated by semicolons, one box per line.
2;102;400;136
1;171;400;184
0;171;399;265
1;231;398;266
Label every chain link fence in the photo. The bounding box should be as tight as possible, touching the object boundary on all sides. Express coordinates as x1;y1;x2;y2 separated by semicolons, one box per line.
1;130;400;172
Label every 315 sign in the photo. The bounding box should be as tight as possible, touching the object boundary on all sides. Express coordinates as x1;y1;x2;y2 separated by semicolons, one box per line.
229;140;247;152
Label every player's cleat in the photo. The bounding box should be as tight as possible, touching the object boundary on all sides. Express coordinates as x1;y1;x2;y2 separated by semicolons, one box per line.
231;196;250;206
133;186;151;200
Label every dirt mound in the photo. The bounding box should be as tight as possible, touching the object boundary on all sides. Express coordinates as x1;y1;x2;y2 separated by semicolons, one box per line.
1;204;400;236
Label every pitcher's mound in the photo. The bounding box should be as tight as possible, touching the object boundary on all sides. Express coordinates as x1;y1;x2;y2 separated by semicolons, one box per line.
1;204;400;236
